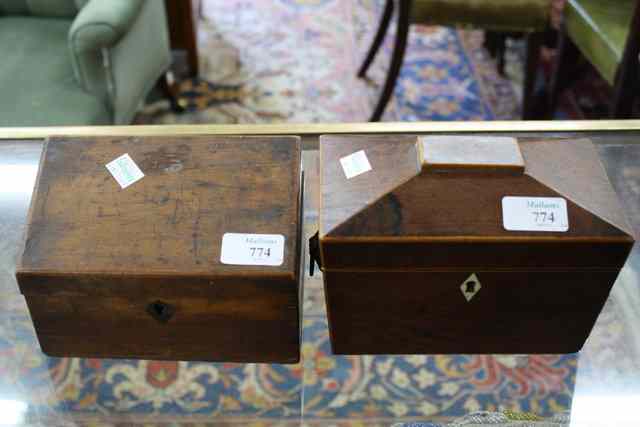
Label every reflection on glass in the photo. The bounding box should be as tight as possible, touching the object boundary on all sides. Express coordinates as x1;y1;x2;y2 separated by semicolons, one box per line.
0;399;28;425
571;395;640;426
0;165;38;195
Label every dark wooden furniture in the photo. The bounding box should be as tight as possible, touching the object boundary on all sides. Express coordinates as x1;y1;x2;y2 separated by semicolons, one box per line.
316;134;634;354
548;0;640;118
165;0;200;77
359;0;551;121
17;135;303;363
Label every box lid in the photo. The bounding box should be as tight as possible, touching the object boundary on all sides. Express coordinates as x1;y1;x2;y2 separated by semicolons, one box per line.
18;135;301;294
319;135;635;271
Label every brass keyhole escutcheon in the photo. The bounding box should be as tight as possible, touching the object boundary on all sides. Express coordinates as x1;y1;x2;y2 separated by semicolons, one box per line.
146;300;175;323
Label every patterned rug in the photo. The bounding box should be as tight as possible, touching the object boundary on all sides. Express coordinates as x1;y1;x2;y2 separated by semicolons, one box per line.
1;244;577;426
136;0;521;125
0;171;579;426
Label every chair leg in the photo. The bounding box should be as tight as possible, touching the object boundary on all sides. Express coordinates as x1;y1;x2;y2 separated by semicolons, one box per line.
546;25;580;119
159;71;186;113
522;31;543;119
611;48;640;117
484;31;508;76
369;0;411;122
358;0;395;78
611;78;638;118
612;0;640;117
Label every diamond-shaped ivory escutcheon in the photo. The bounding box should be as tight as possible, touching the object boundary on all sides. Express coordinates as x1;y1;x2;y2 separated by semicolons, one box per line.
460;273;481;302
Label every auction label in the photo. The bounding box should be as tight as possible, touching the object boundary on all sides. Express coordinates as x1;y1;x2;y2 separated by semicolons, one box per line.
105;153;144;189
340;150;372;179
502;196;569;232
220;233;285;266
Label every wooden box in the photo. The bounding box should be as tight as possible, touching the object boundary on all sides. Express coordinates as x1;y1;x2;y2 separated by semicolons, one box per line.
316;135;635;355
17;135;303;363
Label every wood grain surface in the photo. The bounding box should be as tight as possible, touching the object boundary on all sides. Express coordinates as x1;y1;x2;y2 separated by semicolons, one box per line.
420;135;525;175
17;135;303;362
320;135;634;269
318;134;634;355
324;270;619;354
20;136;301;277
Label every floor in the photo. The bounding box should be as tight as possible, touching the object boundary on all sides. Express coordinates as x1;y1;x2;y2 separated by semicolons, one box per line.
137;0;522;125
137;0;622;126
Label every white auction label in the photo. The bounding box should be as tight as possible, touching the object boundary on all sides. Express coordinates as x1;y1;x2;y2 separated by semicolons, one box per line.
105;153;144;189
340;150;372;179
220;233;285;266
502;196;569;232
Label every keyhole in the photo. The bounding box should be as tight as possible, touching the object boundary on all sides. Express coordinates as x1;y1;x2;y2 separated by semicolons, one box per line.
152;302;166;315
465;281;477;294
146;300;175;323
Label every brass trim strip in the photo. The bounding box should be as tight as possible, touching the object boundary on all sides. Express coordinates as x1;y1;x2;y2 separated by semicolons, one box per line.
2;120;640;140
320;235;633;243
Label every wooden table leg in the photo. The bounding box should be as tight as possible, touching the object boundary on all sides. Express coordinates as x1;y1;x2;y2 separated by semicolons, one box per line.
165;0;199;78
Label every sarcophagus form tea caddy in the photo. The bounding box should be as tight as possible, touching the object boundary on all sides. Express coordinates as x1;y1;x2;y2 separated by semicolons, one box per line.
315;135;634;355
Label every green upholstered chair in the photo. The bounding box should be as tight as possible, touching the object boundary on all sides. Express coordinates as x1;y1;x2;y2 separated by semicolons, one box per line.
359;0;551;121
548;0;640;118
0;0;171;126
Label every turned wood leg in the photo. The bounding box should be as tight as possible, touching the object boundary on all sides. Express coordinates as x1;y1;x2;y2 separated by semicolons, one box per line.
159;71;186;113
522;31;543;119
611;67;639;119
609;72;640;119
164;0;199;78
611;25;640;117
358;0;395;78
369;0;411;122
484;31;508;76
546;24;580;119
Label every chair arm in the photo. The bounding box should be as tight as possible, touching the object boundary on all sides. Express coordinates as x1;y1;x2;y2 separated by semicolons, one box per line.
108;0;172;124
68;0;144;96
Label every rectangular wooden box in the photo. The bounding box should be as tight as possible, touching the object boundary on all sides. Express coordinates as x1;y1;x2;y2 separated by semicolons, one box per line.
17;135;303;363
317;135;635;355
